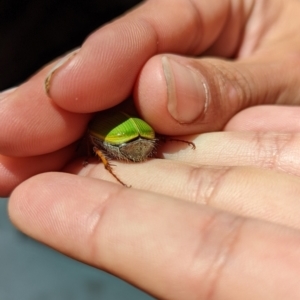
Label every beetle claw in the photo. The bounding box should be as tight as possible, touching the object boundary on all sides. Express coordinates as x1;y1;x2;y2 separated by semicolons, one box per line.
104;165;130;187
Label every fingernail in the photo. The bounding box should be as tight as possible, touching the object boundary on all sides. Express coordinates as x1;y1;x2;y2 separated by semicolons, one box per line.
44;48;80;96
162;56;209;124
0;86;18;101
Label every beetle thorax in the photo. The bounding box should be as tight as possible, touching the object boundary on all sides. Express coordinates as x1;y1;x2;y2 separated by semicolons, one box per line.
102;138;156;162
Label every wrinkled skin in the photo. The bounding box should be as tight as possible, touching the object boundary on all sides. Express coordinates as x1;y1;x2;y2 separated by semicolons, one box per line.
2;0;300;299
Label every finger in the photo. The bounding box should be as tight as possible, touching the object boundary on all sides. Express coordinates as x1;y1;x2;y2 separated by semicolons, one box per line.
0;0;228;156
0;65;91;157
225;106;300;132
9;173;300;299
160;132;300;177
44;0;240;112
134;50;300;135
0;144;76;197
71;157;300;230
134;0;300;135
44;0;300;136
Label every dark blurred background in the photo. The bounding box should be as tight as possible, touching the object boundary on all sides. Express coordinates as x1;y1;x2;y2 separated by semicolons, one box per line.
0;0;142;90
0;0;156;299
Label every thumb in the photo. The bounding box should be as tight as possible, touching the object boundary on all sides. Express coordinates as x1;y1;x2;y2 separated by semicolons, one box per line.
134;54;300;135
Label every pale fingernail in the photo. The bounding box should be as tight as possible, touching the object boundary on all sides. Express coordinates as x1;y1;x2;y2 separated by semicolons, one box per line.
44;48;80;96
0;86;18;101
162;56;209;124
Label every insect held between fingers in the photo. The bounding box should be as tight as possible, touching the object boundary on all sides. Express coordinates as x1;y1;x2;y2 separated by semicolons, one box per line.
86;109;195;187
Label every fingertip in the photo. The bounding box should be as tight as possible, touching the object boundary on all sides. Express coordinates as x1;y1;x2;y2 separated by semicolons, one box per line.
44;48;81;96
47;23;157;113
0;66;92;157
8;173;41;230
7;172;128;260
134;55;210;135
133;55;169;133
8;172;82;241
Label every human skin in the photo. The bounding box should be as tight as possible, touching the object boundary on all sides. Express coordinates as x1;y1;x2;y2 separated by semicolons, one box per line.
2;0;300;298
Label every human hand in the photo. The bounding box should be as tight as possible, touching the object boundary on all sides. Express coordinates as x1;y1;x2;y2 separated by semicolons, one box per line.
1;0;300;195
8;126;300;299
4;1;300;298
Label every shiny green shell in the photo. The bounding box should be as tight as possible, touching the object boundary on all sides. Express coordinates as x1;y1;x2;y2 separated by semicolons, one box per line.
88;111;155;145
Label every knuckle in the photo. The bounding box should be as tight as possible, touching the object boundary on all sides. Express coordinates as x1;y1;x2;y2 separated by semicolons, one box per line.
191;59;255;127
85;188;123;260
252;132;296;170
187;210;245;298
213;61;253;108
186;165;232;205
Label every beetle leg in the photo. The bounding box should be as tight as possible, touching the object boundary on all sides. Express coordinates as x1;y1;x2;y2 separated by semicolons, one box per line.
93;147;130;187
160;137;196;149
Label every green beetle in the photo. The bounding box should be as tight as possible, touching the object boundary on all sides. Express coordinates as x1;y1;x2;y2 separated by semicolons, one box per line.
87;108;195;186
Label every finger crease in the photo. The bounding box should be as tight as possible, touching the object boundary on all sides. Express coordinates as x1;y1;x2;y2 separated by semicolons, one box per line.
188;166;232;206
86;187;124;261
200;214;245;300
